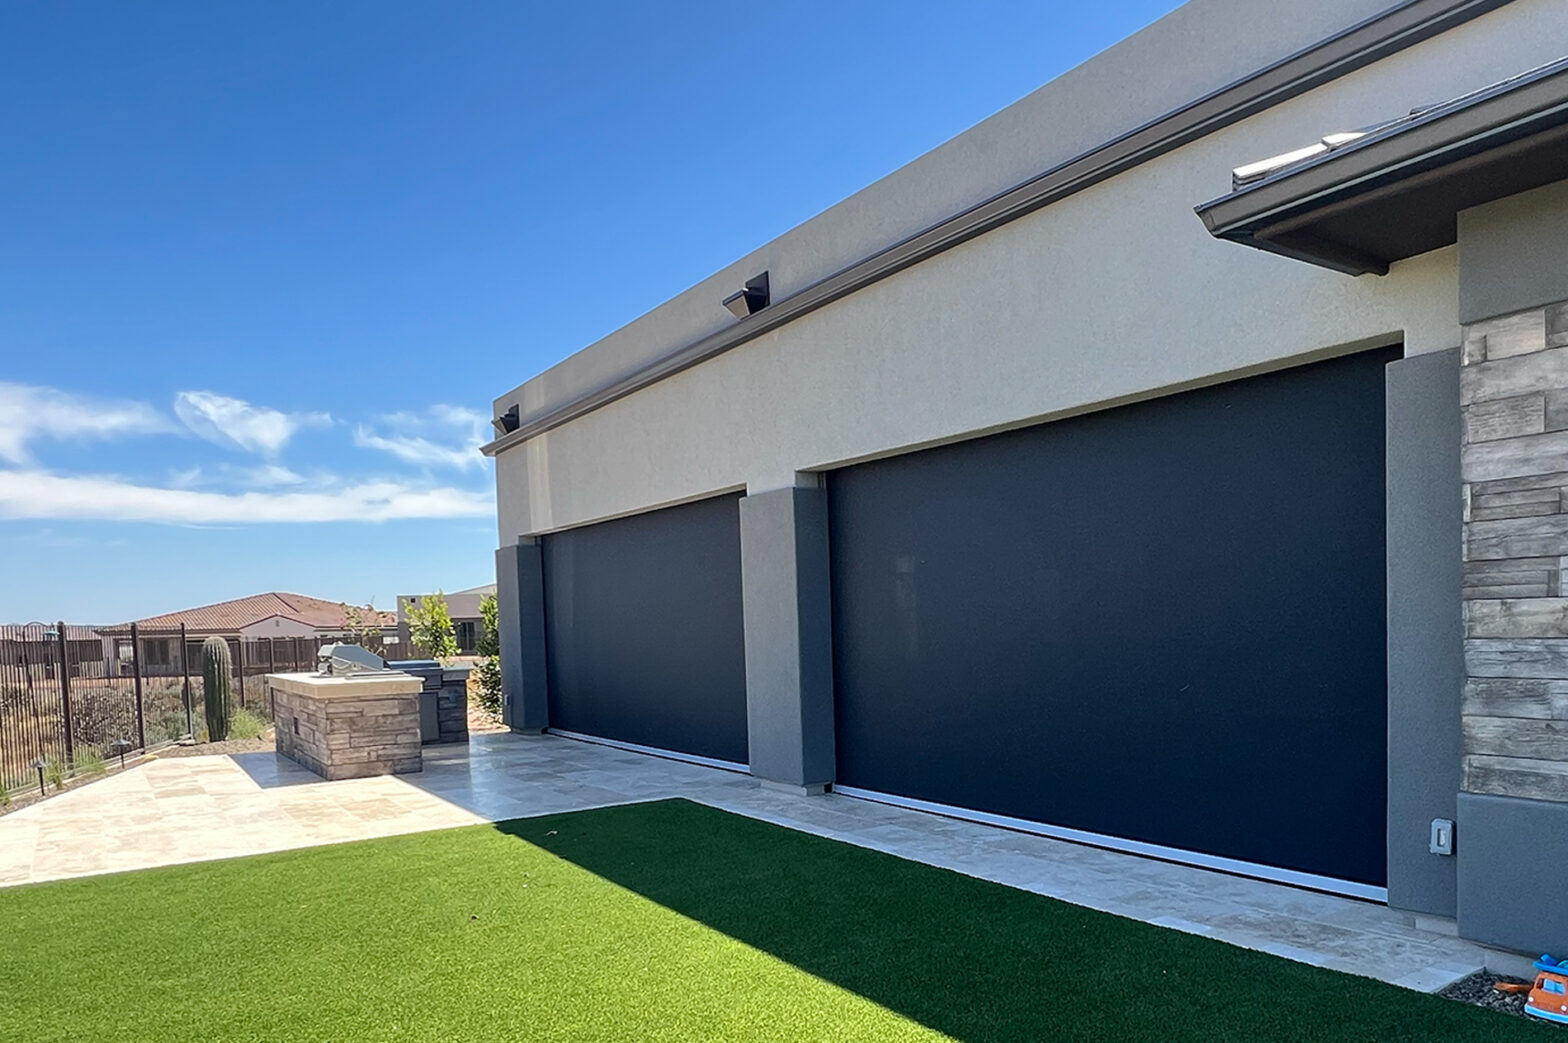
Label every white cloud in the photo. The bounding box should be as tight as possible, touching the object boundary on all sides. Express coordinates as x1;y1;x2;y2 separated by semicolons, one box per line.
427;404;485;428
229;464;308;487
0;469;493;524
352;429;481;470
0;386;497;525
167;465;204;488
173;390;330;456
353;405;488;471
0;383;175;464
167;463;314;489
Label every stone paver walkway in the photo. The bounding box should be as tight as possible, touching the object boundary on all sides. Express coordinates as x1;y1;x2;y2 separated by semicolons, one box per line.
0;731;1498;992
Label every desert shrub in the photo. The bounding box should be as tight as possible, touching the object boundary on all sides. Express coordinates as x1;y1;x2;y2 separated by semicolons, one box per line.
472;657;502;717
473;592;502;716
152;708;190;744
45;758;66;790
73;749;106;777
227;707;268;741
139;678;196;744
0;778;10;807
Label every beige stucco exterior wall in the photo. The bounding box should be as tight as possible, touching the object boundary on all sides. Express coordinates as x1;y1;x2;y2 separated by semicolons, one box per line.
493;0;1567;542
239;615;318;639
491;0;1408;426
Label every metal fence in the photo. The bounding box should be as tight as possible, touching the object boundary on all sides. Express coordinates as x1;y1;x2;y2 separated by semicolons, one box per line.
0;622;391;796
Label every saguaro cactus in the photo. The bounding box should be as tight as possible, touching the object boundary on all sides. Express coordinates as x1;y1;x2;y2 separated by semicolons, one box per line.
202;636;233;742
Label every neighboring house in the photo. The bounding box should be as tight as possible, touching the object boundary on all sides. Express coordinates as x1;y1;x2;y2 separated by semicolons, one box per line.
99;593;397;675
396;584;496;655
0;625;116;681
478;2;1568;957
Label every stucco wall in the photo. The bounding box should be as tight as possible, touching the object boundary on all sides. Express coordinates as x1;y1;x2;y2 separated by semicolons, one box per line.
239;616;318;639
492;0;1405;428
493;0;1567;541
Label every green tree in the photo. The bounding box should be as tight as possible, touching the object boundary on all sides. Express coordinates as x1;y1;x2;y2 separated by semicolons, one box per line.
477;593;499;657
474;592;502;716
405;592;458;661
341;602;385;652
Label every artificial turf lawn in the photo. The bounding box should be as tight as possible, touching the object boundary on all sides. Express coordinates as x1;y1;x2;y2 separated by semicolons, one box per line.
0;799;1551;1042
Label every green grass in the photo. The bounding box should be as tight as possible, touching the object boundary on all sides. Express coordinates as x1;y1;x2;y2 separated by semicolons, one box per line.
0;799;1549;1042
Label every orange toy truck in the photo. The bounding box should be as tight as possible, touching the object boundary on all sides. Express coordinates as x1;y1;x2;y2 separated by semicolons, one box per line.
1526;955;1568;1025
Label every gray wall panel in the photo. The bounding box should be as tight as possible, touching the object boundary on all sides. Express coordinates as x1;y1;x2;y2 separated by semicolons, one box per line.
1458;180;1568;323
1385;348;1463;915
740;487;836;788
1458;791;1568;951
495;541;548;732
542;493;748;764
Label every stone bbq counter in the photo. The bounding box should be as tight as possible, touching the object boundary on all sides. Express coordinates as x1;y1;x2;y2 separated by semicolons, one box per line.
267;671;425;781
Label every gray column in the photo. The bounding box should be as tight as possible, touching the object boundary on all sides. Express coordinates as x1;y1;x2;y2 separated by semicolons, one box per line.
1453;294;1568;952
1452;182;1568;951
1385;348;1462;917
495;540;548;733
739;486;835;793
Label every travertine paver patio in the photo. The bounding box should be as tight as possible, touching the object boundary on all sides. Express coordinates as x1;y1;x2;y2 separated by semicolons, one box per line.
0;731;1499;992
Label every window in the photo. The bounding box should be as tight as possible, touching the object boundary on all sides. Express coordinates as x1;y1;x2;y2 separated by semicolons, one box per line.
1544;979;1566;995
455;621;477;653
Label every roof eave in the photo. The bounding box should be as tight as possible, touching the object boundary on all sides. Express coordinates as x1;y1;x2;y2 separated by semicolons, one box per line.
1194;57;1568;276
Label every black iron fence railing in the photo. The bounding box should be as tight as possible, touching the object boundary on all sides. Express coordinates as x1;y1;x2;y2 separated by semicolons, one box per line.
0;623;397;796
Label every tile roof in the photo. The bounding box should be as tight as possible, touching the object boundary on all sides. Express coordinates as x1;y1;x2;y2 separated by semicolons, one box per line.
106;593;396;634
0;624;104;641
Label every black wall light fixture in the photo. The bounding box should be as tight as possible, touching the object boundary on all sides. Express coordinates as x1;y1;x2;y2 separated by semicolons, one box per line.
722;271;770;319
493;405;519;437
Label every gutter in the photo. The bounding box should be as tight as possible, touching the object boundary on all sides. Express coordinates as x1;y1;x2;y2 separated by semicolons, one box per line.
1194;55;1568;274
483;0;1512;457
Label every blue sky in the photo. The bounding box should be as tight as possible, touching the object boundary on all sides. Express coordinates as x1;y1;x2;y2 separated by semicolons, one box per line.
0;0;1180;624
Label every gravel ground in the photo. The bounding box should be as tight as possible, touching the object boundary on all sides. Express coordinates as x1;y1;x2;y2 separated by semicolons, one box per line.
154;731;275;758
467;704;507;735
1438;970;1535;1018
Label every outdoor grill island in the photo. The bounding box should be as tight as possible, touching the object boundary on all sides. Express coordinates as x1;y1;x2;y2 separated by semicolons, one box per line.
266;645;469;781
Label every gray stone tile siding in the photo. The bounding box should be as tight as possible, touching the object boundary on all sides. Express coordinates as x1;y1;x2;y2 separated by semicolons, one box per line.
437;669;469;744
1461;300;1568;802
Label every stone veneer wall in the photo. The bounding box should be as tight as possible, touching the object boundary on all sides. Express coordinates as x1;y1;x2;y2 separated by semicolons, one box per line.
1461;300;1568;802
437;668;469;743
390;664;470;744
271;684;423;781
